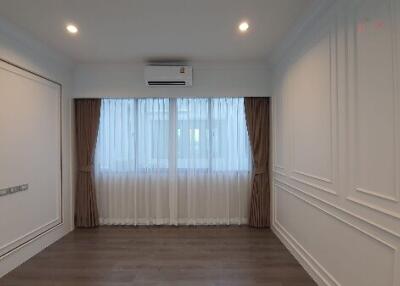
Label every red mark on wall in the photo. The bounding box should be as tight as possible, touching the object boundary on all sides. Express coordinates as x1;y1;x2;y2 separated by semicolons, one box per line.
374;20;385;30
357;23;366;33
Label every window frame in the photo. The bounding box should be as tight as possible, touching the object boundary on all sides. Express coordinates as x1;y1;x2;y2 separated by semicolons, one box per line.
96;97;251;173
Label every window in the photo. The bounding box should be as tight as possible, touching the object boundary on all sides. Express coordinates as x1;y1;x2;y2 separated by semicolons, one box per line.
176;98;250;170
96;98;251;172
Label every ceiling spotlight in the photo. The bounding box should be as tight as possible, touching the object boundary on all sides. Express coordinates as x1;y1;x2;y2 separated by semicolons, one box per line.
238;21;249;33
66;24;78;34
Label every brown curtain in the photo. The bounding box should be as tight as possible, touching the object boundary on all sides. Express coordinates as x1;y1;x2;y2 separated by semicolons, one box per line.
75;99;101;228
244;97;270;228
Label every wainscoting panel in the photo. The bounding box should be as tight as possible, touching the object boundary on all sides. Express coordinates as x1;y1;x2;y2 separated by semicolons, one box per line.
290;27;337;187
272;0;400;285
274;183;397;286
273;80;286;173
346;0;400;216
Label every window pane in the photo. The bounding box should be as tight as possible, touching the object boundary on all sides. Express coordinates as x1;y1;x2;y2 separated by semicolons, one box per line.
177;98;209;169
211;98;251;171
96;99;136;171
177;98;251;171
96;98;170;171
137;98;169;169
96;98;250;172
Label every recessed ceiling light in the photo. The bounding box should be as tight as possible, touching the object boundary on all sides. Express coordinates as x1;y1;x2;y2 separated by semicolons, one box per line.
66;24;78;34
238;21;249;33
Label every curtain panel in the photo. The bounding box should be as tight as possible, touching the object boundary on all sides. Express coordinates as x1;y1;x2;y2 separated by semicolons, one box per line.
244;97;270;228
95;98;252;225
75;99;101;228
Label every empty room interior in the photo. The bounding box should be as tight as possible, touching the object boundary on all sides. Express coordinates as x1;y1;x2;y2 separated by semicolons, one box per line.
0;0;399;285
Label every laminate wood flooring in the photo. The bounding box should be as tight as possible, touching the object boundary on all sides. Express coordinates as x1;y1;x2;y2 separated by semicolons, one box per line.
0;226;316;286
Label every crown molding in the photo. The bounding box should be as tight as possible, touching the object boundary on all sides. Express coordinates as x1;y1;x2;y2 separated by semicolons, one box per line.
268;0;338;67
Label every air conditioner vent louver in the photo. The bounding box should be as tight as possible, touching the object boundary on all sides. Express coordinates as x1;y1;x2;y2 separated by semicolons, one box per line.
145;66;192;87
148;81;186;86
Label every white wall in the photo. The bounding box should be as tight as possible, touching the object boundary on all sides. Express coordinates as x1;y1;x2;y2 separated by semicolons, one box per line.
0;17;74;277
73;62;271;99
271;0;400;285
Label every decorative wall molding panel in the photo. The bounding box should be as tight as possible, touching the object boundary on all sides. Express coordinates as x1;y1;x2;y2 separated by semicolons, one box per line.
273;183;398;286
346;0;400;216
290;24;337;186
0;59;63;259
272;0;400;285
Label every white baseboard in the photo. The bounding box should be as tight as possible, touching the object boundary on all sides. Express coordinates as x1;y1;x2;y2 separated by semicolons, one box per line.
0;224;71;278
272;222;338;286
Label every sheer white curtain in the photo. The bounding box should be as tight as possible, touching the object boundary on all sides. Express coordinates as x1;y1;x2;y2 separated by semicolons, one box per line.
95;98;251;225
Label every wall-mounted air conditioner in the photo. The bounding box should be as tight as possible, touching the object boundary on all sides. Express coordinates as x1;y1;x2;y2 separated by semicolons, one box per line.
145;65;192;87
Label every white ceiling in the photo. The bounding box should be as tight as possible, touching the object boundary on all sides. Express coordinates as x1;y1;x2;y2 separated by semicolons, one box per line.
0;0;316;63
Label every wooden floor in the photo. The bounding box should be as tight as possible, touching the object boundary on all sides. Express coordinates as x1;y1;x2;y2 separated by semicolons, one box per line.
1;226;316;286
